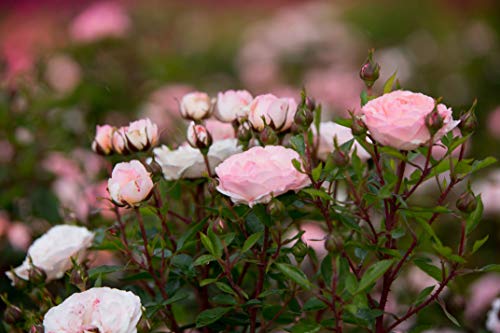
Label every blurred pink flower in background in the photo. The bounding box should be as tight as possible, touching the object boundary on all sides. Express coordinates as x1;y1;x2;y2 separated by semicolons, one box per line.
487;106;500;139
305;68;363;117
465;273;500;321
0;140;15;163
7;222;32;251
473;170;500;216
300;222;327;258
69;1;131;43
205;119;235;141
44;53;81;95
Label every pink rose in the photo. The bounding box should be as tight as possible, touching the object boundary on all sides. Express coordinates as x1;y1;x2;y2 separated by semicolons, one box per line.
248;94;297;132
314;122;370;161
108;160;153;207
69;2;130;43
361;90;459;150
124;118;159;151
465;273;500;321
215;145;310;206
215;90;253;122
92;125;115;155
205;119;235;141
112;127;128;155
187;121;211;148
43;287;142;333
180;92;213;120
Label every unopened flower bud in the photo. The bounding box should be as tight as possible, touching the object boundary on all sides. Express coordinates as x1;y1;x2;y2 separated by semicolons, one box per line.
9;270;28;289
425;106;444;136
187;121;212;150
324;235;343;254
266;199;285;217
207;178;219;195
92;125;115;155
4;304;23;324
351;116;367;136
124;118;159;152
237;122;252;142
112;127;129;155
456;190;477;213
180;92;213;121
305;97;316;112
294;105;314;129
29;325;44;333
70;266;88;289
28;265;47;285
359;49;380;88
330;149;349;167
292;240;308;262
259;125;279;145
458;100;478;135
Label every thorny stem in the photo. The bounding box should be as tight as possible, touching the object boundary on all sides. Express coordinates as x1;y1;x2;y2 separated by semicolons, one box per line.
250;226;270;333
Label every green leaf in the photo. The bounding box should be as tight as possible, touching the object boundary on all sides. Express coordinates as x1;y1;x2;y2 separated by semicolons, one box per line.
312;163;323;182
200;232;218;258
208;228;223;258
276;263;312;290
195;307;232;328
242;232;263;253
437;299;461;327
301;188;332;201
291;158;303;172
383;71;398;94
414;285;435;305
303;297;328;311
414;258;442;281
479;264;500;272
163;290;189;305
357;259;394;293
178;219;207;250
215;282;238;297
471;157;497;173
360;90;369;106
320;254;333;285
291;322;321;333
88;265;121;278
290;135;306;156
466;195;483;235
193;254;216;266
200;278;218;287
472;235;489;254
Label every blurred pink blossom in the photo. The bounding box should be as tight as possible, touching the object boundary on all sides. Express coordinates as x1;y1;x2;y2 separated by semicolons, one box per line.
205;119;235;141
487;106;500;139
44;54;81;95
7;222;31;251
465;273;500;321
300;222;327;258
473;170;500;216
0;139;14;163
69;1;131;43
42;152;83;180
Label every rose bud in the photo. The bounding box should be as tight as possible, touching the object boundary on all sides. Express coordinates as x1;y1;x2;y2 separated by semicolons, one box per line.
91;125;114;155
324;235;343;254
124;118;159;152
28;265;47;285
266;199;285;217
215;90;253;123
237;121;252;142
4;304;23;324
456;189;477;213
112;127;129;155
294;100;314;129
330;146;349;167
292;240;308;262
29;324;44;333
259;125;279;145
359;49;380;88
248;94;297;132
70;265;88;290
350;114;367;136
458;100;478;135
180;91;213;120
187;121;212;150
108;160;154;207
425;104;444;136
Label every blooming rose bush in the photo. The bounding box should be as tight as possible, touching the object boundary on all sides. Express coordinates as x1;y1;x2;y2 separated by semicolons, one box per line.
3;52;499;333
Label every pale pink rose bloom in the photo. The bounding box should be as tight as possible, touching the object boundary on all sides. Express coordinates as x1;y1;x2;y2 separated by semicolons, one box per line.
205;119;235;141
215;145;310;206
305;69;363;117
72;149;106;180
53;178;89;221
362;90;459;151
92;125;115;155
187;121;210;147
7;222;31;251
0;140;14;163
112;127;129;154
180;92;213;120
43;287;142;333
42;152;83;181
487;298;500;333
108;160;153;206
487;106;500;139
6;225;94;283
44;54;81;95
125;118;159;151
215;90;253;122
314;121;370;161
69;2;130;43
248;94;297;132
465;273;500;321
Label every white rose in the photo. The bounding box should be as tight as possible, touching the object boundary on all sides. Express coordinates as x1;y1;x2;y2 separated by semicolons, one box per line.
180;92;213;120
153;139;242;180
6;225;94;283
43;287;142;333
215;89;253;122
314;122;371;161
